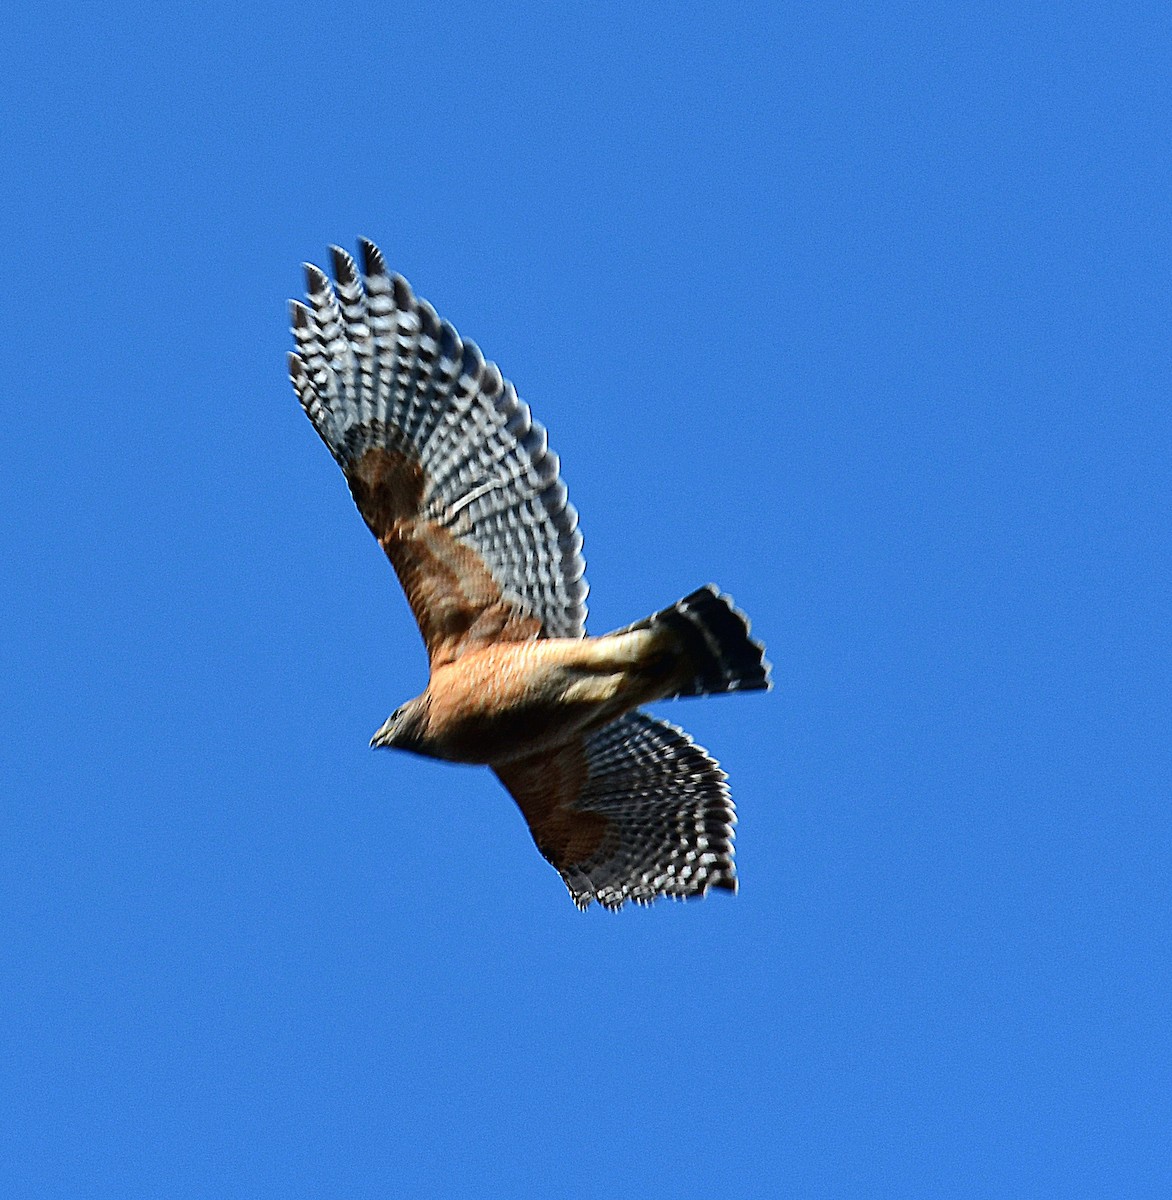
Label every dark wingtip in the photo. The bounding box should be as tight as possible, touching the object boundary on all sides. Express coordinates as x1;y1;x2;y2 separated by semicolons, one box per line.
359;237;386;277
303;262;331;295
391;272;414;310
330;244;359;287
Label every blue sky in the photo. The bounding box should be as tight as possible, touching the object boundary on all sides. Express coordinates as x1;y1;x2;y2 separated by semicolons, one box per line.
3;2;1168;1196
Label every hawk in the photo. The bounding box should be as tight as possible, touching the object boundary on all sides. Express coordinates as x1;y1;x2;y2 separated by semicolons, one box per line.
288;240;771;909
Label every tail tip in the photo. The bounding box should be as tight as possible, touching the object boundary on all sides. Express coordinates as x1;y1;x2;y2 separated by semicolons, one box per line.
674;585;772;695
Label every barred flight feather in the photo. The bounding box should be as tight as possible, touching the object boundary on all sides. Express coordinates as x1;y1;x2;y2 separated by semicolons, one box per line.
289;241;589;639
563;711;737;910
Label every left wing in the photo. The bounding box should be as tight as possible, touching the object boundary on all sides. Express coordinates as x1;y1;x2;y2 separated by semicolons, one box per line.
494;712;737;910
288;240;588;667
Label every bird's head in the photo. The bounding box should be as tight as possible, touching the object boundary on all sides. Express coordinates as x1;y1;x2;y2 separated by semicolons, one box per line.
370;698;428;754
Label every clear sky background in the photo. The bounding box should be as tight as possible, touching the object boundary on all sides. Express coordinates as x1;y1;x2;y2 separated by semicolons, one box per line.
3;3;1168;1196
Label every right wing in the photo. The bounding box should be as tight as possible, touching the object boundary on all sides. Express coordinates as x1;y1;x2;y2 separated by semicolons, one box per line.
494;712;737;910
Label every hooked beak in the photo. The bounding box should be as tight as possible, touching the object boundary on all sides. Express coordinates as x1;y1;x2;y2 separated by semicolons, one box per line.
370;717;396;749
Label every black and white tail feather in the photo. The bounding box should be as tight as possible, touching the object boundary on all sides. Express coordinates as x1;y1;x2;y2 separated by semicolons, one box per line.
614;584;772;698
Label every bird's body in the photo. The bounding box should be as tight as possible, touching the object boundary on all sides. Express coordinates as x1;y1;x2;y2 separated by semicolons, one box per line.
289;240;770;909
380;628;678;764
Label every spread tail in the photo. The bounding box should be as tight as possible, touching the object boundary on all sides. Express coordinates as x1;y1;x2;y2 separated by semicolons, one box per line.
615;585;771;698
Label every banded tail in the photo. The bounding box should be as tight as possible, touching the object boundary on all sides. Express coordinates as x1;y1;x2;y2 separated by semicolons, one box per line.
617;585;772;698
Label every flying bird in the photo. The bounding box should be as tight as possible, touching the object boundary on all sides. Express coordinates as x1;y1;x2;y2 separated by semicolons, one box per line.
288;240;770;909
